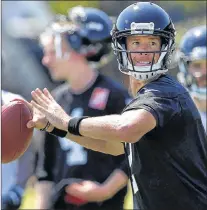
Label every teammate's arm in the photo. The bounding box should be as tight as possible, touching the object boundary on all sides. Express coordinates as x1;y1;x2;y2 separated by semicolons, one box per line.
100;160;129;200
65;158;129;202
35;181;54;209
66;168;128;202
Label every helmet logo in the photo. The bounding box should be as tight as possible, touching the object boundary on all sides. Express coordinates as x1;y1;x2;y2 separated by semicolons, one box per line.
130;22;154;35
86;22;103;31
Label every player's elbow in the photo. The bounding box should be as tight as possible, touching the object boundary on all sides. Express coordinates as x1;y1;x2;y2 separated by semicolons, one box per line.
117;124;140;143
104;142;124;156
108;150;124;156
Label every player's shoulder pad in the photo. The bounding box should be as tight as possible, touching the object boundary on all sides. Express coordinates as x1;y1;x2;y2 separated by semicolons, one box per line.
1;90;24;104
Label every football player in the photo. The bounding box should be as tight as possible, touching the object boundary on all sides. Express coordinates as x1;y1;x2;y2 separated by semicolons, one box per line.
177;25;206;132
28;2;207;210
34;7;131;210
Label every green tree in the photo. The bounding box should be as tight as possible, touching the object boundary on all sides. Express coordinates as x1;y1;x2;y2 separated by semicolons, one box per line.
49;1;99;15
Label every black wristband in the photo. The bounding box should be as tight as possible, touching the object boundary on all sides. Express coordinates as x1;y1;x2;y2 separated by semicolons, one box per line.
50;127;67;138
68;116;89;136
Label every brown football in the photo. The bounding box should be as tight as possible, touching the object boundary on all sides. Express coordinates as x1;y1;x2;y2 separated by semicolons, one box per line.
2;99;33;163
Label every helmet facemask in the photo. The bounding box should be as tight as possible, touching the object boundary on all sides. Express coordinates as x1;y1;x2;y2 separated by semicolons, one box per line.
178;47;207;101
112;22;175;81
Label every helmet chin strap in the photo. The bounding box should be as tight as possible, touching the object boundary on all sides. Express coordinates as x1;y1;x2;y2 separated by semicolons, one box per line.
54;33;71;60
54;33;63;58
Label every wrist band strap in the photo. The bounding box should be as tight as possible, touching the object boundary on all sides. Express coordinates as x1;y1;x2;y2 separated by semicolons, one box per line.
40;121;51;131
68;117;89;136
50;127;67;138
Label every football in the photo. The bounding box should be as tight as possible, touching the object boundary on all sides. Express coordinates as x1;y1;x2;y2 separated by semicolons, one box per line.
2;99;33;163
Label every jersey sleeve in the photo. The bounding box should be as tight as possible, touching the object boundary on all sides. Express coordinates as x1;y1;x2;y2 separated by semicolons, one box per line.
123;93;179;128
118;158;129;177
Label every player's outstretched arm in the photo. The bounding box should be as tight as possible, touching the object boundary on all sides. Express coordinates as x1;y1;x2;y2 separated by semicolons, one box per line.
65;132;124;156
26;91;124;155
28;88;156;154
78;109;156;143
64;109;155;155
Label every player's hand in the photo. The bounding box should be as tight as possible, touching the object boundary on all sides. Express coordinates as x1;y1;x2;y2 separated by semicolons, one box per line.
29;88;71;131
26;101;50;130
65;180;110;202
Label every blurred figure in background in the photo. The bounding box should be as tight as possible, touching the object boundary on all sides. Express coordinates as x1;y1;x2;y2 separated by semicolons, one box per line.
1;55;41;210
1;83;38;210
34;7;131;210
177;25;206;132
1;90;34;210
2;1;56;100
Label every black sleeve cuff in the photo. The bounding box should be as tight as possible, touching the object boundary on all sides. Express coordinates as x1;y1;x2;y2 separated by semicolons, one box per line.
119;159;129;177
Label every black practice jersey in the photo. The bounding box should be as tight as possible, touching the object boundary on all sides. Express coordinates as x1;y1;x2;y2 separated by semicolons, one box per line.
36;74;131;207
123;74;207;210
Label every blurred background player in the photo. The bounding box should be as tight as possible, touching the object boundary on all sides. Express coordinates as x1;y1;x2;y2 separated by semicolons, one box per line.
177;25;206;132
1;90;35;210
1;55;42;210
1;71;37;210
1;1;56;100
34;7;131;210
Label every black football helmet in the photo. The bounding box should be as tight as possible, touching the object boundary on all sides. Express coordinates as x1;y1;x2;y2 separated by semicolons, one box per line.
43;6;113;63
111;2;176;80
177;25;206;100
67;6;113;62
